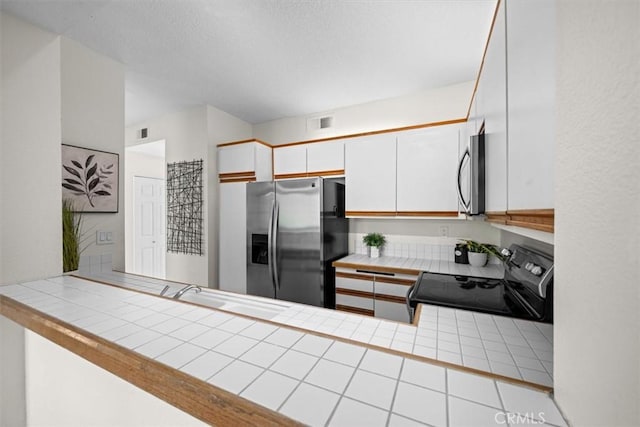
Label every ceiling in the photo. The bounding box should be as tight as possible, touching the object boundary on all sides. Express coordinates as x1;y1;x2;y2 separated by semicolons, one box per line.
1;0;497;126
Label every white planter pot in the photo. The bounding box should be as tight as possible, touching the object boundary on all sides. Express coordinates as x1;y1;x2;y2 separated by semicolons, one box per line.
369;246;380;258
468;252;488;267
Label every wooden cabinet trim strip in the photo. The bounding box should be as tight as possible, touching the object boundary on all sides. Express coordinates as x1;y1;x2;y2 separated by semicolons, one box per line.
336;288;375;299
274;172;310;180
217;138;273;148
276;118;468;147
333;262;421;276
346;211;397;217
374;276;416;286
219;171;256;179
307;169;345;177
374;294;407;304
467;0;503;119
336;271;375;281
486;209;554;233
335;304;375;317
219;177;257;184
0;295;301;426
412;304;423;326
396;211;459;218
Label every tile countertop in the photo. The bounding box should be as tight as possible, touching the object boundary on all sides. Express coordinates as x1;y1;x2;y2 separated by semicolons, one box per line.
0;275;566;427
332;254;505;279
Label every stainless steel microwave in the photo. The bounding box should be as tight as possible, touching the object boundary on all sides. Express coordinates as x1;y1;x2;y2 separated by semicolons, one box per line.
457;133;485;215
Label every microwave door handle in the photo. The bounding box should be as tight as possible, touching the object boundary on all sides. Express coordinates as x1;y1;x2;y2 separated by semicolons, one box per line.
267;200;276;292
457;149;471;213
272;201;281;290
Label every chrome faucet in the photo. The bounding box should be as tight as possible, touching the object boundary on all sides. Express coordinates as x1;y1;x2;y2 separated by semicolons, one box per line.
160;285;171;296
172;284;202;299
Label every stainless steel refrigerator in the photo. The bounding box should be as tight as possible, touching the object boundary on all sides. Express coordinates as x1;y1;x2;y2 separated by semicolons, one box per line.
246;177;348;308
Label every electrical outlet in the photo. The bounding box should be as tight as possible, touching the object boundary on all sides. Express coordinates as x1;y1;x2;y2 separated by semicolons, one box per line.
439;226;449;237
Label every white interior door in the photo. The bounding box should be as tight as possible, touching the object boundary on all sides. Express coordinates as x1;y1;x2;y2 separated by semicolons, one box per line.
134;176;165;278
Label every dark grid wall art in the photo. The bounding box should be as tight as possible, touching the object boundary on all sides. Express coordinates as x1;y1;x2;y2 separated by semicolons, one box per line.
166;159;204;255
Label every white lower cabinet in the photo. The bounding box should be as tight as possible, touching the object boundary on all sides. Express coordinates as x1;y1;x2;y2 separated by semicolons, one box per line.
335;269;415;323
218;182;247;294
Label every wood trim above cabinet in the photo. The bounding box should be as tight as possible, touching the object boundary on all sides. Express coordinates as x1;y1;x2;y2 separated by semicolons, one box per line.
219;171;256;183
336;304;375;317
333;262;420;277
217;138;272;148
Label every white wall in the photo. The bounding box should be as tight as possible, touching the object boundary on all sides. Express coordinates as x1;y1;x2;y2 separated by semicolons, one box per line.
61;37;125;271
254;81;474;145
125;105;251;287
0;12;62;426
124;149;165;273
24;330;206;426
554;1;640;425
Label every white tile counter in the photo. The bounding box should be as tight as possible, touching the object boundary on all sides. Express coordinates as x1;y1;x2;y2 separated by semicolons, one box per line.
0;275;566;426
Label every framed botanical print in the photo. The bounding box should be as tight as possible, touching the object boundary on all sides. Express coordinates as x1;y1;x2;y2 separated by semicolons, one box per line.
61;144;119;213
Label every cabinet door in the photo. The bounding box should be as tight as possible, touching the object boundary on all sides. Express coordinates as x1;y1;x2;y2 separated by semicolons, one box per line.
478;0;508;213
506;0;555;210
218;182;247;294
307;140;344;174
336;273;374;316
396;125;460;214
218;143;255;174
273;145;307;178
345;133;397;215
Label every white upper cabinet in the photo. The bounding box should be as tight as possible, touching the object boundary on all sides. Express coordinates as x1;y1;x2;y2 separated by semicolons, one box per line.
218;143;256;175
396;125;461;213
506;0;555;210
345;133;397;214
273;145;306;177
477;0;508;213
218;140;272;181
306;140;344;173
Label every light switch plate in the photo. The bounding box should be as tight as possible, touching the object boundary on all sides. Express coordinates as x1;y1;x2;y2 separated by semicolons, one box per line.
96;230;114;245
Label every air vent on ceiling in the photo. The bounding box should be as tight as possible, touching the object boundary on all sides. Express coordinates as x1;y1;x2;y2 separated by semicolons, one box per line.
139;128;148;139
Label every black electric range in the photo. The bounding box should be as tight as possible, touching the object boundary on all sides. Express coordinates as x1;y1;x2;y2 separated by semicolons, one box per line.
407;244;554;323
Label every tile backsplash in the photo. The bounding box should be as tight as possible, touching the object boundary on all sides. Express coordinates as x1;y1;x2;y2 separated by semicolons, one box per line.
78;253;113;274
349;233;500;263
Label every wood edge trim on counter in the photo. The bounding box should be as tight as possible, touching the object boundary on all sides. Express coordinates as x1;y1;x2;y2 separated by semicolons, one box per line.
396;211;459;218
466;0;502;120
335;304;374;317
217;138;272;148
485;211;509;225
346;211;397;217
336;271;375;281
374;276;416;286
333;262;421;277
336;288;375;299
275;118;468;147
0;295;302;427
412;304;423;326
219;177;257;184
73;274;553;394
374;294;406;304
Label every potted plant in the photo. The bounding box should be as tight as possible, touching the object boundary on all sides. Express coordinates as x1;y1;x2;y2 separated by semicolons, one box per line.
460;239;502;267
62;199;83;272
363;232;386;258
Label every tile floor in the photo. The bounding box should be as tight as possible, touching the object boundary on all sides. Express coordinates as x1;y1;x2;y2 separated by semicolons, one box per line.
0;276;566;426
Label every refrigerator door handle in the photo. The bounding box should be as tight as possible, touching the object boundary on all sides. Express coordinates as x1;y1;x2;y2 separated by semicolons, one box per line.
272;200;281;290
267;200;276;292
457;148;471;214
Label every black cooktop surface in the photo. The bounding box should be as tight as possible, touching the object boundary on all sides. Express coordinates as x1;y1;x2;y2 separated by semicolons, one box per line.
410;271;524;317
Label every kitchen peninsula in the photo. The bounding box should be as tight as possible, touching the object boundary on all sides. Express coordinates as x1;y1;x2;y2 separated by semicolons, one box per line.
0;274;566;426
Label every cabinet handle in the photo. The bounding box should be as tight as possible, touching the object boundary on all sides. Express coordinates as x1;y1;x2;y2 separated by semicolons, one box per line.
356;269;394;276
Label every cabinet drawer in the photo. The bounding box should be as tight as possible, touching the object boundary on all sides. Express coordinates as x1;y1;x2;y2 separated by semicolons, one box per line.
336;293;374;310
336;275;374;293
375;282;412;299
